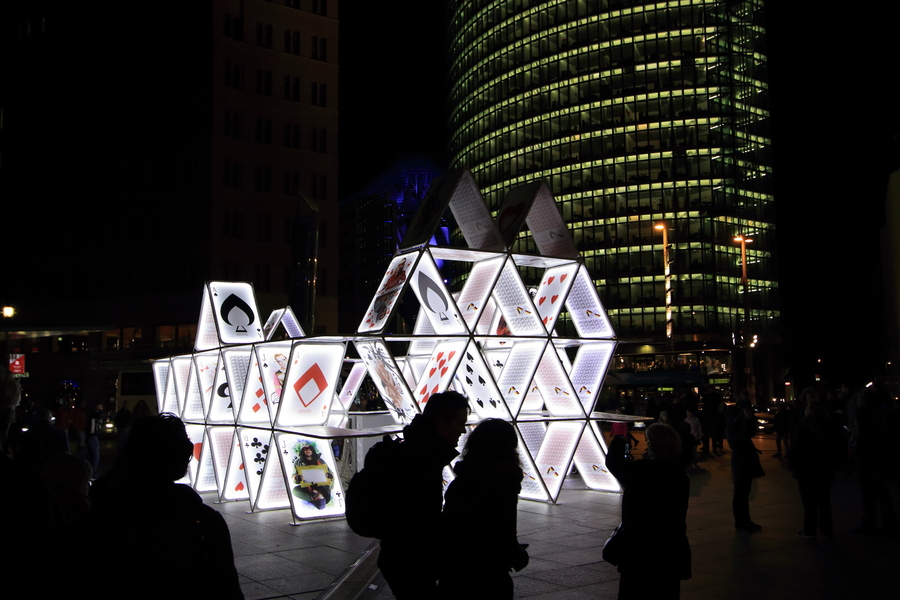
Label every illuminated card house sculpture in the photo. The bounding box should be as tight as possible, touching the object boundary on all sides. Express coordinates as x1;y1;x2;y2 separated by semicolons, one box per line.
152;169;621;522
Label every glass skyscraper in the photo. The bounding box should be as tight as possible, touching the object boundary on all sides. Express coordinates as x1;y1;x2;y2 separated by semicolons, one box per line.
448;0;778;370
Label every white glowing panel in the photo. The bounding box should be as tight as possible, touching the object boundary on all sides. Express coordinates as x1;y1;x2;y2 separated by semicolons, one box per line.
276;433;346;520
569;342;616;413
195;428;219;493
533;421;584;503
193;351;219;419
263;306;305;340
520;382;545;413
336;362;367;412
496;340;546;417
405;355;429;387
446;170;506;252
222;347;252;421
492;261;544;336
533;346;584;418
477;296;500;336
207;425;234;495
207;356;234;424
524;182;578;258
516;422;550;501
237;352;270;426
410;252;466;335
182;362;205;422
574;425;621;493
358;254;417;333
222;430;250;501
533;263;579;332
456;255;505;332
276;343;345;428
184;424;206;486
255;342;293;424
197;282;265;350
238;428;273;508
566;265;615;339
152;360;170;413
255;436;291;511
171;356;193;416
356;339;417;424
455;340;510;420
412;340;468;410
409;305;438;356
328;413;348;428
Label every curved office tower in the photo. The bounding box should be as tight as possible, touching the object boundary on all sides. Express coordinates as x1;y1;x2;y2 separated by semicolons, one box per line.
448;0;778;348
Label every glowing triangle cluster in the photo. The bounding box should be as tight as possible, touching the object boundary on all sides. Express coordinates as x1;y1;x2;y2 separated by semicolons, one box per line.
152;169;621;521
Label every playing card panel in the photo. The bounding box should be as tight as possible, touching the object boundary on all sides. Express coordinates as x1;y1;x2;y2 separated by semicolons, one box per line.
495;182;536;249
405;356;429;388
413;340;468;410
533;347;585;417
276;433;346;520
496;340;546;417
336;362;367;412
355;340;418;424
409;306;438;356
183;424;206;487
171;356;193;416
255;442;291;511
456;255;505;332
476;296;500;337
276;342;345;428
569;342;616;412
256;342;293;423
239;428;273;508
401;169;460;250
409;252;466;335
520;383;544;413
263;309;285;341
327;413;348;428
195;289;220;351
222;347;251;414
358;254;418;333
161;361;179;414
566;265;615;339
207;356;235;424
207;282;265;346
195;428;219;493
182;361;205;423
222;430;250;501
533;263;579;333
279;307;305;338
574;425;621;493
207;425;234;495
237;353;270;426
525;183;578;258
152;360;169;413
193;351;219;420
492;261;544;336
533;421;584;502
447;171;505;251
456;340;511;420
516;422;550;501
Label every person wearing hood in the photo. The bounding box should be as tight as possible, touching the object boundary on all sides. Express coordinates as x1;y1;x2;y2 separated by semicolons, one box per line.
377;391;468;599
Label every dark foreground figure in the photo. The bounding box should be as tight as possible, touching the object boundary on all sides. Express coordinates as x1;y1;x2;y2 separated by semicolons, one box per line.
377;391;468;599
438;418;529;599
91;413;243;600
608;423;691;599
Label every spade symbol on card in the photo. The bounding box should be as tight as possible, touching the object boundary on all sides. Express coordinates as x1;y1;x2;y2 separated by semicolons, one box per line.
220;293;255;332
417;272;450;322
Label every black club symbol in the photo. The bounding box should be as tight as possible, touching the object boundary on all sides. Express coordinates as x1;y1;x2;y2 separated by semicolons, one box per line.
251;438;262;449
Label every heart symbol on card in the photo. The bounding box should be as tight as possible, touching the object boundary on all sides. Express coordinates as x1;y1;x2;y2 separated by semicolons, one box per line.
439;359;446;369
235;482;245;491
547;276;555;285
449;351;456;360
551;295;559;303
441;367;448;376
561;274;568;282
430;367;437;377
538;297;546;306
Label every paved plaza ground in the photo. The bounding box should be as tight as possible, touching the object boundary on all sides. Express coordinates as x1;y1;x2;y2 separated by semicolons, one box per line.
213;432;900;600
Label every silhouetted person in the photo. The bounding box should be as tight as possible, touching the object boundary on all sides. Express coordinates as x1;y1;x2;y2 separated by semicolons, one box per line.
608;424;691;599
18;406;69;474
114;400;132;452
790;400;843;538
852;387;899;535
91;413;243;599
438;419;528;599
377;391;468;600
727;399;765;532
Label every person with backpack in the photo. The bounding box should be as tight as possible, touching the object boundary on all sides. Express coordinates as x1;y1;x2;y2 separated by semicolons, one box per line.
367;391;468;599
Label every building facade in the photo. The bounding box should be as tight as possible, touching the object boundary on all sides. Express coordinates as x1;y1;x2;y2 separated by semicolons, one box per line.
448;0;778;398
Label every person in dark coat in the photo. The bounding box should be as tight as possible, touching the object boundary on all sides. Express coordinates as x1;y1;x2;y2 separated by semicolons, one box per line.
851;387;899;535
438;419;528;599
790;400;843;538
90;413;243;600
727;399;765;531
608;424;691;599
377;391;469;600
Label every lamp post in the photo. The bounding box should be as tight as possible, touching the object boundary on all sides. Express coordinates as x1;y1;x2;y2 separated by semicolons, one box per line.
655;222;673;356
734;235;754;404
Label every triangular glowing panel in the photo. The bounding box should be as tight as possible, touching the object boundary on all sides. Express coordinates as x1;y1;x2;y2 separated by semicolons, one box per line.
151;169;626;524
222;429;250;501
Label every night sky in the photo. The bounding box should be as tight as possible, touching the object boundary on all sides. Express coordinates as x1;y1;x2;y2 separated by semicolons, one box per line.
339;2;900;387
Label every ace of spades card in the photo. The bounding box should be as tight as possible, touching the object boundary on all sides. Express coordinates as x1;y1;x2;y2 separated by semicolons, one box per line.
456;341;510;419
413;340;468;409
533;263;579;332
204;282;265;347
410;253;466;335
276;343;345;427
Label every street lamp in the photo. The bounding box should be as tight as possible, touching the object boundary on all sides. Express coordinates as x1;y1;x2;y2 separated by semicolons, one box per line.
655;222;673;354
734;234;754;403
